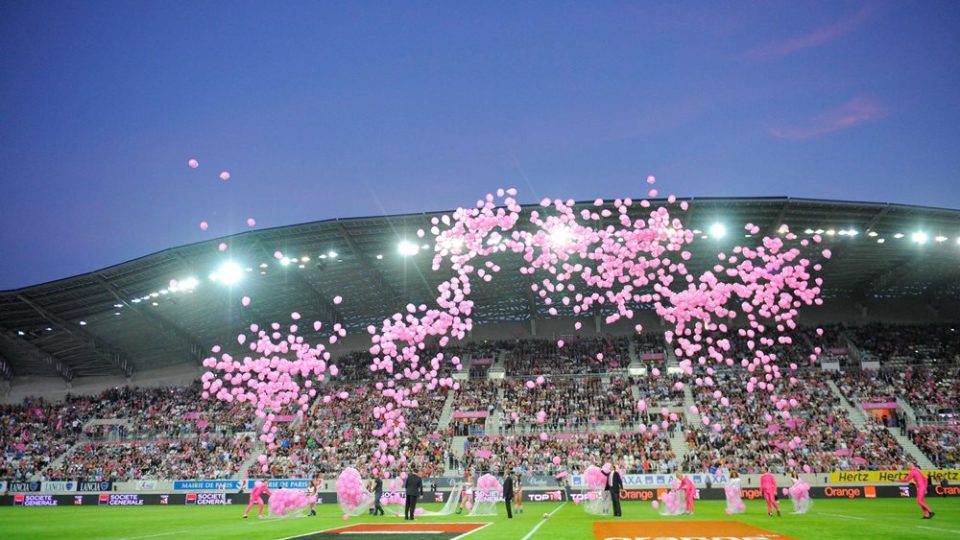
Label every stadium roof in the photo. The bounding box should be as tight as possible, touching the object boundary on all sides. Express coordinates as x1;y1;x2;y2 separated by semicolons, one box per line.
1;196;959;381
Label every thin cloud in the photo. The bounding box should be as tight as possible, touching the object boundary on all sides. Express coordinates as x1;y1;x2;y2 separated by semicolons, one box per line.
743;5;874;61
770;97;887;141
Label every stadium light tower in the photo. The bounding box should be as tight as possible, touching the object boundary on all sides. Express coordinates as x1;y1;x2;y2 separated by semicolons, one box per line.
709;223;727;239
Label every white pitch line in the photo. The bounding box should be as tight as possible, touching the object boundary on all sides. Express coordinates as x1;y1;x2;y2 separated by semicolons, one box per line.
450;522;493;540
519;502;566;540
116;531;191;540
817;512;866;521
919;526;960;535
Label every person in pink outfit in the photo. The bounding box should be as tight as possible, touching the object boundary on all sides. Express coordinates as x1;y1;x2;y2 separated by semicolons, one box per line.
676;472;696;514
243;480;272;519
901;463;934;519
760;468;781;517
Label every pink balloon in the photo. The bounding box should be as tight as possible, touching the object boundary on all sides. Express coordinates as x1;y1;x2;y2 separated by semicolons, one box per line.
247;217;256;227
241;296;251;306
199;221;208;231
188;158;199;168
220;171;231;181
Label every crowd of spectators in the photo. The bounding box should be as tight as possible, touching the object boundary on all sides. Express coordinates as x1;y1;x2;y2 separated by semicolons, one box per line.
848;324;960;366
2;327;957;482
912;428;960;469
683;369;908;474
253;382;450;480
457;430;677;477
500;336;630;375
45;435;253;481
0;396;89;481
499;376;638;433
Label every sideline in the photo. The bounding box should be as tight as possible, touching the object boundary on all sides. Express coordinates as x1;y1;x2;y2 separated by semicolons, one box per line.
116;531;192;540
918;525;960;535
519;502;566;540
817;512;866;521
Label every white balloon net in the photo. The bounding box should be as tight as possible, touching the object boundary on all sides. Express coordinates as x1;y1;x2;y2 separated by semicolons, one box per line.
341;491;375;517
581;489;610;515
420;484;463;516
468;487;501;516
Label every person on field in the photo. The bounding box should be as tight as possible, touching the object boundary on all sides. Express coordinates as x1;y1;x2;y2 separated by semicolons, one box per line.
676;472;695;515
243;480;271;519
760;468;781;517
901;462;934;519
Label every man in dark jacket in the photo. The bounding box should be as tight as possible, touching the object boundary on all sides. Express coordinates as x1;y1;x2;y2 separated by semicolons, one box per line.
502;469;514;519
373;474;384;516
404;470;423;520
605;464;624;517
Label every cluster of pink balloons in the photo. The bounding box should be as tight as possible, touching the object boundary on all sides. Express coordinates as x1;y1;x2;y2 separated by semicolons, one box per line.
336;467;370;517
201;178;829;467
268;488;308;517
583;465;606;490
200;310;345;472
476;473;502;492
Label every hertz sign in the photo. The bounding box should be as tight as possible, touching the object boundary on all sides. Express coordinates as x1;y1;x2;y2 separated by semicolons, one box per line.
830;469;960;484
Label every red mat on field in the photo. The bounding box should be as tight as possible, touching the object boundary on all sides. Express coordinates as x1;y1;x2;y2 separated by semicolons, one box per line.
282;522;488;540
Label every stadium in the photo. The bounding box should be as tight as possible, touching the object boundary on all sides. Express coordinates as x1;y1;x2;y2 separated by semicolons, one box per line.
3;3;960;540
1;195;959;539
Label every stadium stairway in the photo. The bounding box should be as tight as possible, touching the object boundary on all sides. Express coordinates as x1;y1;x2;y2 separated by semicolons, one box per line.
669;424;690;465
236;443;264;480
826;380;936;469
682;384;695;416
448;435;469;475
36;440;81;480
895;395;921;425
826;380;869;427
483;386;504;435
436;389;456;432
888;427;937;469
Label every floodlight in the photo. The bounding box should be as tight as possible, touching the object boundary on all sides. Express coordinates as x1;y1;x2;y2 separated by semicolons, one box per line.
911;232;929;245
709;223;726;239
213;261;244;285
398;240;420;256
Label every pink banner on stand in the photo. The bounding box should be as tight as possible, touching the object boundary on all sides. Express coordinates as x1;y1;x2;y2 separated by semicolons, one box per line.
641;352;664;361
828;347;848;355
835;449;852;457
472;358;493;366
453;411;489;419
273;415;296;422
475;449;492;459
183;412;202;420
861;401;897;410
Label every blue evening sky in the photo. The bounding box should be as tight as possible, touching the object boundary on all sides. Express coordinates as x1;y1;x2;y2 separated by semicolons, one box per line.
1;1;958;288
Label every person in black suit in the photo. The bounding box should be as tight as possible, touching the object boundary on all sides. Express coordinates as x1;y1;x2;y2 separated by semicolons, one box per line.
373;474;384;516
502;469;514;519
607;464;623;517
404;470;423;520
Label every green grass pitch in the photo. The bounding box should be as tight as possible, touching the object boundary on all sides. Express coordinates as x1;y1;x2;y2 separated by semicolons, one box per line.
0;499;956;539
